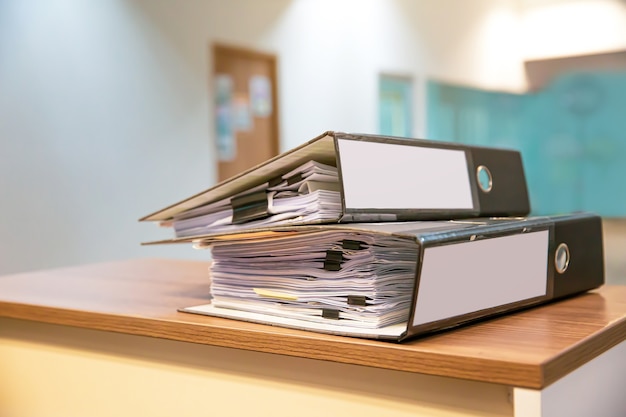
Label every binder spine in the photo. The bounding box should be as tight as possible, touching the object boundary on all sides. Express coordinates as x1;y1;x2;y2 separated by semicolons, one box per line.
335;133;530;219
551;214;604;298
468;147;531;216
410;227;551;329
404;213;604;341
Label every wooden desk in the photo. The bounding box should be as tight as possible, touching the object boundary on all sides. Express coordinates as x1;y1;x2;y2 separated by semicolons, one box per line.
1;259;625;416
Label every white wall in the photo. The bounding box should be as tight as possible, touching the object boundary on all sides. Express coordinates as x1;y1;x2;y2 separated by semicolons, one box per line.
265;0;527;151
17;0;624;275
0;0;215;273
520;0;626;60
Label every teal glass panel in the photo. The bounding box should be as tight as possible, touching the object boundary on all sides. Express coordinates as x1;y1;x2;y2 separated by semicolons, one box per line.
522;72;626;216
426;81;524;149
379;76;412;137
426;72;626;217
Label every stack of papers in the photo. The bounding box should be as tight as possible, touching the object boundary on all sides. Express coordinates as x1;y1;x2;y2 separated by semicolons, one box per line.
207;229;419;329
169;161;342;237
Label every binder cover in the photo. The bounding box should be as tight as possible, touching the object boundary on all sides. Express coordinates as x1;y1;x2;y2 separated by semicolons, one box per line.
176;212;604;342
140;132;530;236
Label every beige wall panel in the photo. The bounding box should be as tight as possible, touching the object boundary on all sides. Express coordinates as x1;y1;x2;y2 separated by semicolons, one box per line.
0;318;512;417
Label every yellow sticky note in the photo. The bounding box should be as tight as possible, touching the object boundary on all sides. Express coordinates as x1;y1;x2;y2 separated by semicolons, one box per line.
253;288;298;301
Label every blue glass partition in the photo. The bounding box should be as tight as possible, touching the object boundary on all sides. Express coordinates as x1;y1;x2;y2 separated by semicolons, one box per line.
379;75;412;137
426;73;626;217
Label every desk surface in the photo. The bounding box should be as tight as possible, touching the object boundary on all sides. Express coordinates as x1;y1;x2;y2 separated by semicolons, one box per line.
1;258;625;389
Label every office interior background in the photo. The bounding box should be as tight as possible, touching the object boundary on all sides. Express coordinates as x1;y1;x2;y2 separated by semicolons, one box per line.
1;0;625;283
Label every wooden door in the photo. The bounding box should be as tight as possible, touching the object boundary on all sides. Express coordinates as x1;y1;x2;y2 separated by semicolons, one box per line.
213;44;280;182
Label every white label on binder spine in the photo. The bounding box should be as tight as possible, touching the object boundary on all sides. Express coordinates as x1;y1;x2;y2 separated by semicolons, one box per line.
337;139;473;210
412;230;549;326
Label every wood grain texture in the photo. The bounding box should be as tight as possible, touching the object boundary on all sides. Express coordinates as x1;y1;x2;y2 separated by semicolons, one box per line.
0;258;625;389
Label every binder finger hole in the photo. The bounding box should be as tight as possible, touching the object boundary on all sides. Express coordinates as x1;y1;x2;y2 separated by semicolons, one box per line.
476;165;493;193
555;243;570;274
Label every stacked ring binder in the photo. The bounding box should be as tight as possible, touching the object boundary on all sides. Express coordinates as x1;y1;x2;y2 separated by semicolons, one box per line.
141;131;604;341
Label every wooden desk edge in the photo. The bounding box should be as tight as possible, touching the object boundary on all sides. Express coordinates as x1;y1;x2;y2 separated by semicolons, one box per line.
0;300;548;388
2;257;625;391
541;315;626;387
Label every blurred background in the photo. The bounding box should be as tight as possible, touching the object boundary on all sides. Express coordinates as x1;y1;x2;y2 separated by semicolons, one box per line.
0;0;624;283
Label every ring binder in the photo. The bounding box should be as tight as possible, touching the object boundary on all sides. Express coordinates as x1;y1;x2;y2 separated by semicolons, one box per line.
140;131;531;238
178;213;604;341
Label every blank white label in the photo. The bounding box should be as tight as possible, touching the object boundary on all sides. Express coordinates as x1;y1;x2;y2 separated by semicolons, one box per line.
412;230;549;326
337;139;474;210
